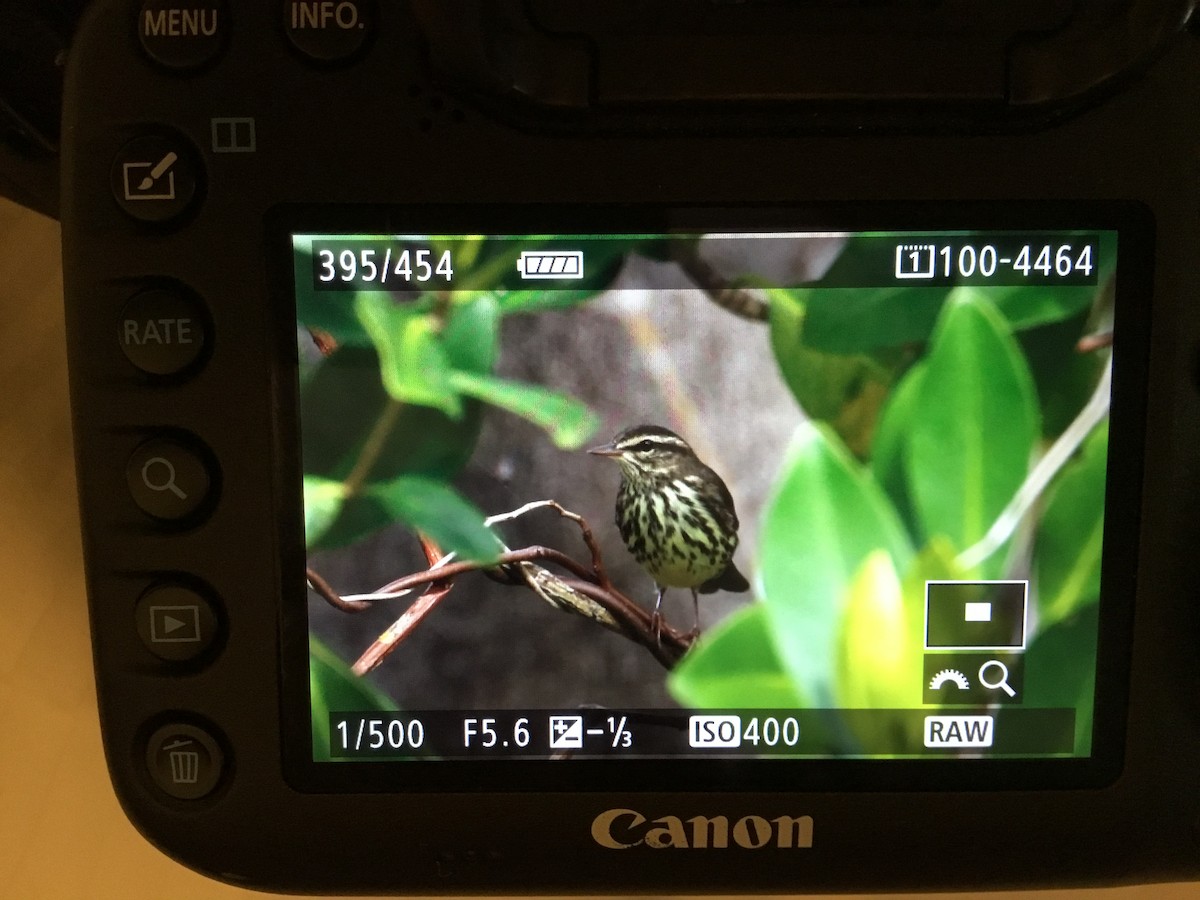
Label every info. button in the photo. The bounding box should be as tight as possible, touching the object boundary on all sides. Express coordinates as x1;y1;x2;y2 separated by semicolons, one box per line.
284;0;377;63
119;288;209;376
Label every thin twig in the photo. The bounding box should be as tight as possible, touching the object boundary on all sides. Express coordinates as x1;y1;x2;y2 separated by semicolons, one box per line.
489;499;616;591
1076;330;1114;353
307;567;372;613
342;399;404;497
353;535;454;676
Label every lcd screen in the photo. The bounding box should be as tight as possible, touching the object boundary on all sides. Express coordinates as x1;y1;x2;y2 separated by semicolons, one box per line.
289;222;1126;765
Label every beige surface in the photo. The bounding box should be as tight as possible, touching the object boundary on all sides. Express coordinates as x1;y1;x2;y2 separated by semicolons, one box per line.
0;195;1196;900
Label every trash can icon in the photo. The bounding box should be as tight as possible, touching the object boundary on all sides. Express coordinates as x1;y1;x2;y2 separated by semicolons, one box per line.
164;738;201;784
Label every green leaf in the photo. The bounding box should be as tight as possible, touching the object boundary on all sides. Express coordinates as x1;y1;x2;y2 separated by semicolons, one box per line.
834;541;962;709
799;284;953;353
1035;421;1108;630
1022;606;1098;756
668;604;807;709
869;360;925;531
768;287;894;456
368;475;501;562
905;289;1039;577
301;346;480;483
448;370;601;450
832;549;933;754
786;235;953;352
303;475;346;549
759;421;914;705
300;346;486;551
987;284;1097;333
441;294;500;374
309;637;397;762
834;550;917;709
494;288;606;315
1018;310;1106;438
298;297;501;554
354;292;462;417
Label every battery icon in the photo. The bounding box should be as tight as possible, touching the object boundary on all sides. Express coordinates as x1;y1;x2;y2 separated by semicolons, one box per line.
517;250;585;280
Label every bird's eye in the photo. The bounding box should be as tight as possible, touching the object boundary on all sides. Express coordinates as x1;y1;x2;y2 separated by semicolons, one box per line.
637;440;655;452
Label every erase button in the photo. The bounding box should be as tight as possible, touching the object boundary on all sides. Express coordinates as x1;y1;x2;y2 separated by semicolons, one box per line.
146;722;225;800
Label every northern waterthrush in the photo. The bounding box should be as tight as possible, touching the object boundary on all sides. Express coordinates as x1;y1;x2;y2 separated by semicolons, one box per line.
589;425;749;638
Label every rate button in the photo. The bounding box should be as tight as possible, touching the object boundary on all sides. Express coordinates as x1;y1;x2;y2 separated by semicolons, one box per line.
119;288;209;376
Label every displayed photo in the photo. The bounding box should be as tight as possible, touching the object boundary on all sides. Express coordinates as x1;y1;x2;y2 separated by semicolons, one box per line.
293;227;1115;761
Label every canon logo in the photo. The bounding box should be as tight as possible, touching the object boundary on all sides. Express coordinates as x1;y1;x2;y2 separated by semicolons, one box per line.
591;808;813;850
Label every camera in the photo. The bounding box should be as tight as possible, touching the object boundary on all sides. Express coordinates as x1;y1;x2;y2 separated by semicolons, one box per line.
55;0;1200;892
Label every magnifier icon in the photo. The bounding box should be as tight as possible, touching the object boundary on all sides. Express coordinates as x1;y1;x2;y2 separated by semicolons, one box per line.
979;660;1016;698
141;456;187;499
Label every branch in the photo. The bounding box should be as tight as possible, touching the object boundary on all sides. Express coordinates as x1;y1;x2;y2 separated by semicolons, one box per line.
670;240;771;322
309;500;693;673
352;535;454;676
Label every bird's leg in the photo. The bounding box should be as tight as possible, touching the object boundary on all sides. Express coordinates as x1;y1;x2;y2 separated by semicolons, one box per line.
687;589;700;641
651;584;666;644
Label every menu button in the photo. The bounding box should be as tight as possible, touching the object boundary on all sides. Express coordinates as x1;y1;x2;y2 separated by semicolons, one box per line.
139;1;228;71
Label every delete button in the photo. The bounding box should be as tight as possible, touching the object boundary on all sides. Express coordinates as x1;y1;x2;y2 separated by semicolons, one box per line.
119;288;208;376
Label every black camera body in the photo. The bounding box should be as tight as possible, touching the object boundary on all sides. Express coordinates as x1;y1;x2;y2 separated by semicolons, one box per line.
60;0;1200;893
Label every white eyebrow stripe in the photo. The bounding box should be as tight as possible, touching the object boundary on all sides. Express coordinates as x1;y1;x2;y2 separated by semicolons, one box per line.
617;433;691;452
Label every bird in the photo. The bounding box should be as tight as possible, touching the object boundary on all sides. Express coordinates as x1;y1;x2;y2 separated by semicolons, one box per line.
588;424;749;640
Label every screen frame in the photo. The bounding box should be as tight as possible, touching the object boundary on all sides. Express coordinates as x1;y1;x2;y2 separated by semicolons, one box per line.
269;201;1153;795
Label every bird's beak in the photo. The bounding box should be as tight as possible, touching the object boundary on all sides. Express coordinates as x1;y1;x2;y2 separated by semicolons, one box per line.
587;442;621;457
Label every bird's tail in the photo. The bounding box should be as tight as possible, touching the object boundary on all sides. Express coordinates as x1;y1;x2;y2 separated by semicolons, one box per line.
700;561;750;594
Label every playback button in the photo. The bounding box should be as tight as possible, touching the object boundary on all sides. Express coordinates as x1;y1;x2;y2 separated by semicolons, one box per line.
135;583;220;662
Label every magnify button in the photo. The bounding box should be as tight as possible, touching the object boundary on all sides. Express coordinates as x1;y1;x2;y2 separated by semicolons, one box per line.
979;660;1017;698
142;457;187;498
126;436;214;521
